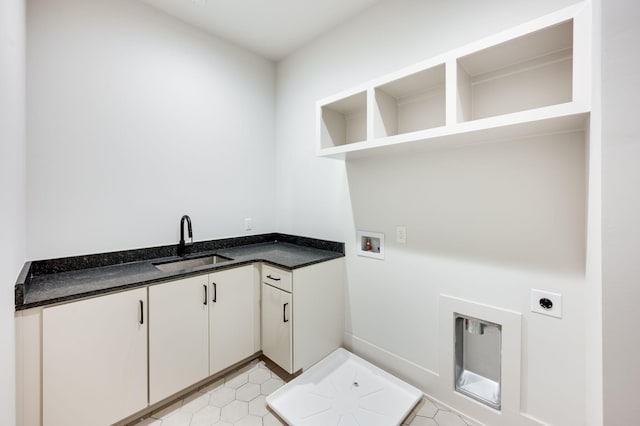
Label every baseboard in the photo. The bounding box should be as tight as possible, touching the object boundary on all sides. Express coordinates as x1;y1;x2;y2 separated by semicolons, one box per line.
343;331;439;388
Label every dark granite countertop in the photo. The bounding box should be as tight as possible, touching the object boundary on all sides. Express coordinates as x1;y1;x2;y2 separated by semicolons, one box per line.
15;233;344;311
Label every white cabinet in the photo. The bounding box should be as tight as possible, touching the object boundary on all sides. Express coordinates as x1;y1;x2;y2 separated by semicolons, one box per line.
317;2;591;159
149;274;209;405
28;259;333;426
42;287;147;426
261;259;344;374
209;264;259;375
149;266;258;404
261;281;293;372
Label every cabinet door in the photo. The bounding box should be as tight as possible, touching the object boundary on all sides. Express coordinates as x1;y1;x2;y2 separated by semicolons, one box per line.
261;283;292;373
209;265;258;375
43;288;147;426
149;275;209;404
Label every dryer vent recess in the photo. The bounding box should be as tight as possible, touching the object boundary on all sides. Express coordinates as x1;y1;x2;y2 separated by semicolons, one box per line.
454;313;502;410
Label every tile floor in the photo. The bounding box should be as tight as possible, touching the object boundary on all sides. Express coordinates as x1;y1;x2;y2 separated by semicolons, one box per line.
130;359;474;426
402;398;475;426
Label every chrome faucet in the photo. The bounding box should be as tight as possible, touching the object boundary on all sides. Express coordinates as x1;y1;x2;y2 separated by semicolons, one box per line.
177;215;193;257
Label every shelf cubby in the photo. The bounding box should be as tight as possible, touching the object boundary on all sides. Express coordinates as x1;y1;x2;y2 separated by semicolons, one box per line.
373;64;446;138
457;20;574;122
319;91;367;149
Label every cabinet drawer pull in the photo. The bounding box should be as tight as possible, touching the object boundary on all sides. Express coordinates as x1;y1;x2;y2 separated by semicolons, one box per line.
283;302;289;323
267;274;281;281
139;300;144;325
212;282;217;303
203;285;208;306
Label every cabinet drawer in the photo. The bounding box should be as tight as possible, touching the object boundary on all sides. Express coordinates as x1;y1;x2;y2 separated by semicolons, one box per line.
262;264;292;292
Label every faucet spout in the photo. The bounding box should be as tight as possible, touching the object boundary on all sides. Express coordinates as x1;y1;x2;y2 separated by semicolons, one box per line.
178;215;193;256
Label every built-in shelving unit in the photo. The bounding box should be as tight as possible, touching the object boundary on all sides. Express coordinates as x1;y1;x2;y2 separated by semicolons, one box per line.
316;2;591;159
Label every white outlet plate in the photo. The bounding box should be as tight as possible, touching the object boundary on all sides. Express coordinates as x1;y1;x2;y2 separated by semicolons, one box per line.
531;289;562;318
396;226;407;243
244;218;252;231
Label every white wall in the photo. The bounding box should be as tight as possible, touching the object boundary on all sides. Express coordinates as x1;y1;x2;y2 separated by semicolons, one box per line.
584;0;602;424
27;0;277;260
275;0;588;425
601;0;640;424
0;0;26;424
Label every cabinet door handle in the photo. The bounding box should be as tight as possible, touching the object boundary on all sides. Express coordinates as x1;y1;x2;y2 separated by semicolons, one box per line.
203;285;208;305
139;300;144;325
267;274;281;281
212;282;217;303
283;302;289;323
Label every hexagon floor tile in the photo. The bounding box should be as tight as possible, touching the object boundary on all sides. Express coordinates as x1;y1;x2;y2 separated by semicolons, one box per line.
129;358;473;426
236;383;261;402
260;377;284;396
221;400;249;423
209;387;236;408
248;368;271;385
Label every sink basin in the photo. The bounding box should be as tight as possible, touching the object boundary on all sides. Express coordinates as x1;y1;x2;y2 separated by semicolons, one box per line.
153;255;232;273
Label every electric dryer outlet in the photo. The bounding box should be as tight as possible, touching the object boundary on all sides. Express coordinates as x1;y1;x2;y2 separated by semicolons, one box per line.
530;289;562;318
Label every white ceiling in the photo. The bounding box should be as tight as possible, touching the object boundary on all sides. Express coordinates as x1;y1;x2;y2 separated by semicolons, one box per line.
140;0;384;60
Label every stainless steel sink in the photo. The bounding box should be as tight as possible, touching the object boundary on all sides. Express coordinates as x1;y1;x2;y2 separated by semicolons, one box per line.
153;255;232;273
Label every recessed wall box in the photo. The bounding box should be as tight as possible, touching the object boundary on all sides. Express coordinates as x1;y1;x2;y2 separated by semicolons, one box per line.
455;313;502;410
356;231;385;260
